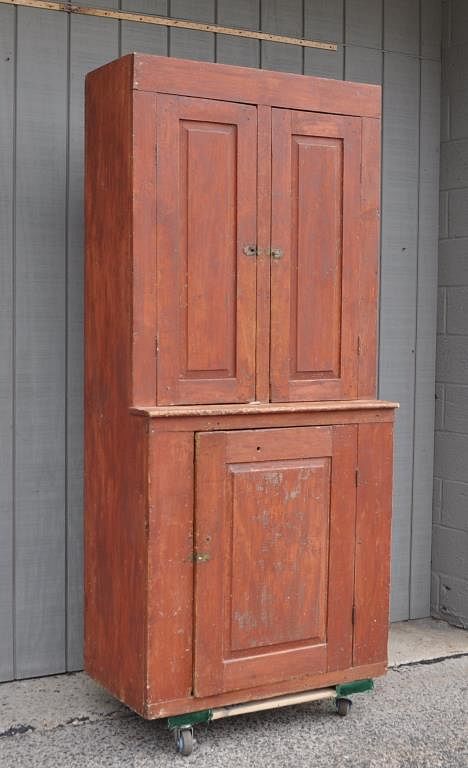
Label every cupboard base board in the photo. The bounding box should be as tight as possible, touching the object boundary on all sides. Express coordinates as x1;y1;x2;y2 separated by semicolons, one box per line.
147;662;386;719
85;660;386;720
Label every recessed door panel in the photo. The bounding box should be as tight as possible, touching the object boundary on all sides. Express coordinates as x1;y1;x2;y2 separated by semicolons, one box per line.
156;95;257;405
270;110;362;402
194;425;357;696
229;458;330;652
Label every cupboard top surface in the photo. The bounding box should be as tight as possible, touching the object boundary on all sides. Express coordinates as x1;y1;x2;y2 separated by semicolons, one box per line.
131;399;399;418
89;53;381;119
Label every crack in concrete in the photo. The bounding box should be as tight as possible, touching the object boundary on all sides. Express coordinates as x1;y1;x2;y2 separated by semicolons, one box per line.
0;724;36;739
0;710;134;739
389;651;468;670
1;655;467;740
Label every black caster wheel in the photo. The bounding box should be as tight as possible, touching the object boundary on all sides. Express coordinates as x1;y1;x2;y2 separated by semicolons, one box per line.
174;726;194;756
336;697;352;717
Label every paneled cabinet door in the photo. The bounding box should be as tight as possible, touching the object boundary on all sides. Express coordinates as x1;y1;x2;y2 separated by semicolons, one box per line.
155;95;257;405
270;110;362;402
194;425;357;697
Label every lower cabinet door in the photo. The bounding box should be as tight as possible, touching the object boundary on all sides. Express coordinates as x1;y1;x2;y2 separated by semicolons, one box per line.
193;425;357;697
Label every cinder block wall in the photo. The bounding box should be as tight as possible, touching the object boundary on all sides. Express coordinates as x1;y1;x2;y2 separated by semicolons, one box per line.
433;0;468;629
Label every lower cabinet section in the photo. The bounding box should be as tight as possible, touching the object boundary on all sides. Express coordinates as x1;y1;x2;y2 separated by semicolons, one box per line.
85;406;395;719
194;426;356;696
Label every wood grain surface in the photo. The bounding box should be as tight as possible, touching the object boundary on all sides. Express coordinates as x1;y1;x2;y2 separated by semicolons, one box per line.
270;109;362;402
84;53;395;721
132;53;381;117
194;426;356;695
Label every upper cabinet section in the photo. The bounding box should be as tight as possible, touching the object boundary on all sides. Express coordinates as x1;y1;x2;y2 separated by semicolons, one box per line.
85;55;381;408
270;110;362;402
155;95;257;405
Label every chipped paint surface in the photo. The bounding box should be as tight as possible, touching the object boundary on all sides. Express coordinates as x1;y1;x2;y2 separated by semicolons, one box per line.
229;459;330;651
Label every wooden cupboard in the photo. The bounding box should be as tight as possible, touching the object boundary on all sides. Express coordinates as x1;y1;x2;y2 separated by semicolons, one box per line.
84;54;397;726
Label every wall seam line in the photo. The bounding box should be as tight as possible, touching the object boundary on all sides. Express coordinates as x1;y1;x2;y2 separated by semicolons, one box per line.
64;3;71;671
342;0;346;80
377;0;385;401
408;0;423;621
11;3;18;681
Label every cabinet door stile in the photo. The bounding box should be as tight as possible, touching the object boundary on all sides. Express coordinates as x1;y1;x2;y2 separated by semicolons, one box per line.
353;422;393;667
255;104;272;402
193;431;228;697
270;108;293;401
327;424;358;672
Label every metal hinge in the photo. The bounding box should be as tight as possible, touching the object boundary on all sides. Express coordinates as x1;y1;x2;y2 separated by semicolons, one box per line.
355;468;360;486
357;335;362;356
155;334;159;356
352;605;356;625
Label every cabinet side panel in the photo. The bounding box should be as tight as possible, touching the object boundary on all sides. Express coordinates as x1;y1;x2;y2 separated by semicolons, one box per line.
84;56;148;713
132;90;157;405
354;421;394;667
326;425;357;672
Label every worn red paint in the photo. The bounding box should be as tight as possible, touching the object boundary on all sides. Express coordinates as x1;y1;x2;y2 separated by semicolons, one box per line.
85;53;396;720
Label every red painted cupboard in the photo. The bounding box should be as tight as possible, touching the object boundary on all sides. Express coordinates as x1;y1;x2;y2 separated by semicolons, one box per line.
84;54;397;728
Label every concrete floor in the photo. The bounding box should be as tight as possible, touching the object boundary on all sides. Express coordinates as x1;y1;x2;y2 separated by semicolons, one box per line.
0;620;467;767
388;618;468;666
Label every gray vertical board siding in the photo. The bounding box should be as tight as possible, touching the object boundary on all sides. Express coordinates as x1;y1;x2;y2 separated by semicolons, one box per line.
0;0;444;679
441;0;450;48
345;0;382;48
304;0;344;40
303;47;344;80
0;6;15;683
303;0;344;78
120;1;168;55
66;12;119;672
440;1;450;141
216;0;259;27
411;58;441;618
216;0;260;67
261;0;303;74
384;0;420;56
216;32;260;68
344;44;382;84
380;52;420;621
14;8;68;677
422;0;442;60
169;0;215;61
344;0;382;85
433;0;468;629
449;0;468;46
